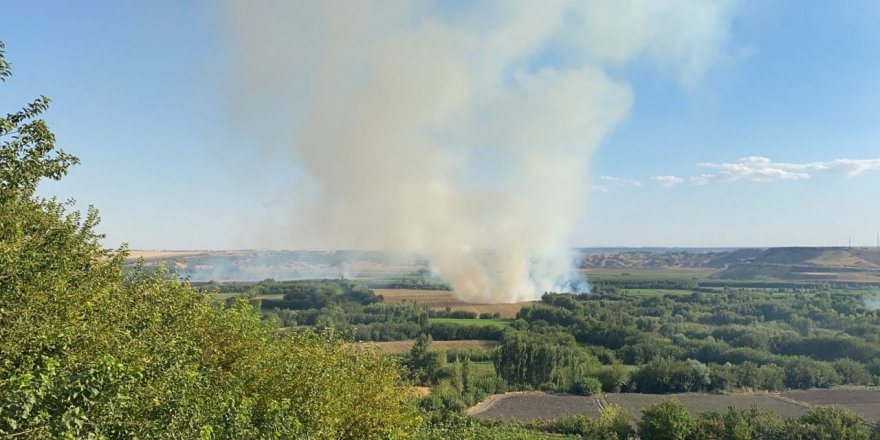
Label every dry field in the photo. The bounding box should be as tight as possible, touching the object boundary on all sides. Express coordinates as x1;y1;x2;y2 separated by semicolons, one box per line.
780;389;880;423
373;289;538;319
125;250;208;260
358;339;500;354
470;392;601;422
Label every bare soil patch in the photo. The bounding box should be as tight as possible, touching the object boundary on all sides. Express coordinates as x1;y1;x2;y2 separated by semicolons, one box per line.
126;250;207;260
781;389;880;423
607;393;809;420
470;392;601;422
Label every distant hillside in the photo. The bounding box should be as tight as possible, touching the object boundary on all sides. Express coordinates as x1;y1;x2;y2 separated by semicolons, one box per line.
577;250;731;269
576;247;880;283
712;247;880;282
127;247;880;284
125;250;429;281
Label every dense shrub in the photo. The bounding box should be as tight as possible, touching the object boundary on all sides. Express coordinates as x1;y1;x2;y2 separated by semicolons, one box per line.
639;400;695;440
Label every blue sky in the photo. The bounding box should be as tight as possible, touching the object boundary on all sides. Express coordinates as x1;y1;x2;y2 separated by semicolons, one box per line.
2;1;879;249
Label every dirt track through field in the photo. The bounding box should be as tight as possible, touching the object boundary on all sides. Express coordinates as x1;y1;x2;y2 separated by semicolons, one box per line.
469;390;880;422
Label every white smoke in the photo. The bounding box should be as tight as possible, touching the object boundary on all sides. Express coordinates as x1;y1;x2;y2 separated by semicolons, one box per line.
220;1;739;302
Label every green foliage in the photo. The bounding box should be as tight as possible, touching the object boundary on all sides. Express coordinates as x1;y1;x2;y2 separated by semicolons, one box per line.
549;405;634;439
631;358;711;393
407;334;445;384
571;376;603;396
796;407;871;440
783;357;842;389
493;333;601;392
598;363;632;392
832;358;874;385
256;278;380;309
0;43;420;439
639;400;696;440
416;414;577;440
0;42;11;81
690;407;788;440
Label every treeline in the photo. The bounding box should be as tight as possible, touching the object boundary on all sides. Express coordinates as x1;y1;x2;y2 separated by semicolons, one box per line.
262;301;505;341
254;278;381;309
498;291;880;394
366;276;452;290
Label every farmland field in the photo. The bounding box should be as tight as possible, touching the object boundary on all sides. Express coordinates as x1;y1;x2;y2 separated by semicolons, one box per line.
780;389;880;423
606;393;809;420
373;288;538;318
358;339;500;353
470;390;880;423
126;250;208;259
470;393;601;421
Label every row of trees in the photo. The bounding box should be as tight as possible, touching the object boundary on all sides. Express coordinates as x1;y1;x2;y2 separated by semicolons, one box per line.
506;291;880;392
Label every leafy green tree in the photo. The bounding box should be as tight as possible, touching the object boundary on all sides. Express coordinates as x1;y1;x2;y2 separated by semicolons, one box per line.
784;357;841;389
692;407;788;440
797;407;870;440
832;358;873;385
408;334;444;384
597;363;631;393
871;424;880;440
597;405;635;440
639;400;695;440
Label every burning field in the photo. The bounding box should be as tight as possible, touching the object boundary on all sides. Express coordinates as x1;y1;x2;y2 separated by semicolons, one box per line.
373;289;538;319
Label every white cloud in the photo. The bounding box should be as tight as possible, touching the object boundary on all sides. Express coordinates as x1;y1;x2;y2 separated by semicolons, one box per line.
825;158;880;177
652;175;684;187
600;175;643;187
690;156;880;184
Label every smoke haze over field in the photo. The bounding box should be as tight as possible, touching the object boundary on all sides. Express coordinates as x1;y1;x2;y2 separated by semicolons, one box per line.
221;1;739;302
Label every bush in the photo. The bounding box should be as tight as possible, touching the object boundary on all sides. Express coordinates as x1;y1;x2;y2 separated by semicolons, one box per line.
639;400;695;440
553;415;597;436
571;377;603;396
798;407;871;440
598;364;631;393
598;405;635;440
784;357;842;389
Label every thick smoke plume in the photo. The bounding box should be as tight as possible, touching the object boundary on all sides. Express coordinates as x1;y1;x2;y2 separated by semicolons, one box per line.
221;1;737;302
